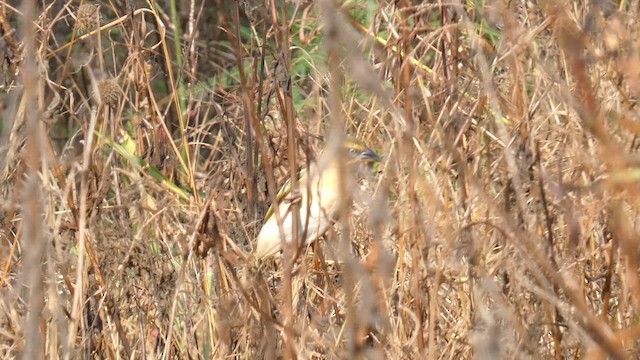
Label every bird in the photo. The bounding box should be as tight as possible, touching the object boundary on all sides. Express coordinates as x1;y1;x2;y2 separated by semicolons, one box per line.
254;137;381;260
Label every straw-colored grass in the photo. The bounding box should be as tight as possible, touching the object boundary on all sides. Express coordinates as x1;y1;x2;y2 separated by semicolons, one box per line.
2;0;640;359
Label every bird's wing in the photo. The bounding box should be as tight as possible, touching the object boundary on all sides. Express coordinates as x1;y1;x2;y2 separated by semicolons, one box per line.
254;167;312;259
263;166;308;222
255;189;328;258
255;161;341;259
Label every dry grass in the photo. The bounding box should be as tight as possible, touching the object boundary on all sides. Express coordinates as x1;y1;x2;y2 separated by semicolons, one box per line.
2;0;640;358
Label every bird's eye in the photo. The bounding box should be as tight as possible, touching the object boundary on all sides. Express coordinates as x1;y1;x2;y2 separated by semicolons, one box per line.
349;148;358;155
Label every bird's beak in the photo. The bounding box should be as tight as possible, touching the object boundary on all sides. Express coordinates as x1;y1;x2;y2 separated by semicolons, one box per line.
359;148;381;162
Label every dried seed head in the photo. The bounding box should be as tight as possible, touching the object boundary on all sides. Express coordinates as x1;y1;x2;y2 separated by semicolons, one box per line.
75;4;100;35
94;78;120;107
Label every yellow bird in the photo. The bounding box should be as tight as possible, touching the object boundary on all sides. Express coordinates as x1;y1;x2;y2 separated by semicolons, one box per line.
254;137;381;259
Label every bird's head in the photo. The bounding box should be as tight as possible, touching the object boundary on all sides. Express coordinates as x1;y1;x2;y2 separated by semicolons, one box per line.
343;137;381;164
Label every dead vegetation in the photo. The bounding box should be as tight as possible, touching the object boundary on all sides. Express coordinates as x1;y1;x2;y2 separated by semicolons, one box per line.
2;0;640;358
